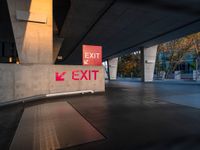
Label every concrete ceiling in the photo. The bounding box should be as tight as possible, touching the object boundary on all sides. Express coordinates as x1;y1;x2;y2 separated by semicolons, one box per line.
56;0;200;65
53;0;71;33
1;0;200;64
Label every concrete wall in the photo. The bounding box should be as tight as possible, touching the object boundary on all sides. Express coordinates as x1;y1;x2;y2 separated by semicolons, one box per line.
141;45;157;82
0;64;105;103
2;0;106;105
7;0;53;64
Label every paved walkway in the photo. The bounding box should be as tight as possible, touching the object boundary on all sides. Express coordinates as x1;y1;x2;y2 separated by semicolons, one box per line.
0;80;200;150
66;80;200;150
10;102;104;150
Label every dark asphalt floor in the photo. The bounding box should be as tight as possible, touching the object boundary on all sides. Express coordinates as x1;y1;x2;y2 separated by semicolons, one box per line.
1;80;200;150
0;104;23;150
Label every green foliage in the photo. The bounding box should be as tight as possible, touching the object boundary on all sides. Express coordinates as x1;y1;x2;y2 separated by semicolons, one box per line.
156;32;200;78
118;32;200;78
190;62;196;70
118;52;141;77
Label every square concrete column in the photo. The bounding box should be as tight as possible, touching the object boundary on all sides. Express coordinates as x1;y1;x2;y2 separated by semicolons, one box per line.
7;0;53;64
141;45;158;82
108;58;118;80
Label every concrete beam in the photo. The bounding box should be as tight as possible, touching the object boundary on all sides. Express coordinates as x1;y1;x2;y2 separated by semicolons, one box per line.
7;0;53;64
141;45;158;82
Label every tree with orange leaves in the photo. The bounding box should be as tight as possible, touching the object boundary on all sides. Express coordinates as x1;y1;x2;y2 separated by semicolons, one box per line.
157;32;200;78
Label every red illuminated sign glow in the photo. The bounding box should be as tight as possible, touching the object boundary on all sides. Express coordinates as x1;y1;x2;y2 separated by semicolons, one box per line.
82;45;102;66
55;70;99;81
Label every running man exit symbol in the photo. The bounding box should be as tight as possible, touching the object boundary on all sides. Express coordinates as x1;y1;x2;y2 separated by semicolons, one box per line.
82;45;102;66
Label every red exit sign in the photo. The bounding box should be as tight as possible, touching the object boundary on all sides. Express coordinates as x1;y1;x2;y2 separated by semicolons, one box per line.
82;45;102;66
55;70;99;81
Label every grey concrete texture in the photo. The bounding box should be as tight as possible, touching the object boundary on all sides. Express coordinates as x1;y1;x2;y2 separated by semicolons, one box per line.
57;0;200;64
142;46;157;82
53;37;64;62
0;64;105;103
7;0;53;64
108;58;118;80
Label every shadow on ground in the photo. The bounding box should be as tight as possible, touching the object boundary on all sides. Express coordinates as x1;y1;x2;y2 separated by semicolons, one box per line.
1;80;200;150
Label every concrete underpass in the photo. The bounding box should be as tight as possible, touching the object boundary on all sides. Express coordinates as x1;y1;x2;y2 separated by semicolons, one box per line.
0;0;200;149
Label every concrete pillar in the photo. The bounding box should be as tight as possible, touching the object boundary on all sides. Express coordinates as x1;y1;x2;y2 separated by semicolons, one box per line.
53;37;64;62
141;45;158;82
104;66;109;80
7;0;53;64
108;58;118;80
174;71;181;80
53;21;64;62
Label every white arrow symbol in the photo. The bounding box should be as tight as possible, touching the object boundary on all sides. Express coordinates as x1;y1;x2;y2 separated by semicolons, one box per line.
84;60;89;65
